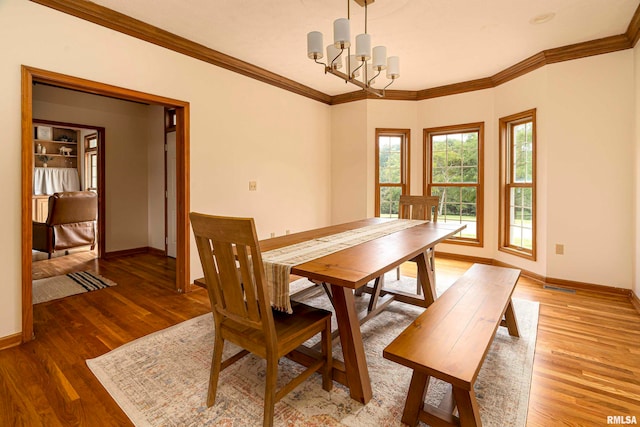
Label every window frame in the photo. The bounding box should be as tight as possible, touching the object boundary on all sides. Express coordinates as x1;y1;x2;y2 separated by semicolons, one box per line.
499;109;537;260
375;128;410;218
423;122;484;247
84;133;98;191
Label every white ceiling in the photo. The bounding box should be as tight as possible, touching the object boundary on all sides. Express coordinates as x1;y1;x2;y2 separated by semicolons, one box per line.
91;0;639;96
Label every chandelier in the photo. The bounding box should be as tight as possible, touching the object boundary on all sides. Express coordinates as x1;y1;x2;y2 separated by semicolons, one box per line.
306;0;399;98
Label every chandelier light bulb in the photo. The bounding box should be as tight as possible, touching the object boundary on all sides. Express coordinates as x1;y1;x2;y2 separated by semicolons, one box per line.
372;46;387;71
355;33;371;60
333;18;351;49
307;31;324;59
386;56;399;79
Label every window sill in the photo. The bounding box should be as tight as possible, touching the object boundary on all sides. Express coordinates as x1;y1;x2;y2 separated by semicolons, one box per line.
499;246;535;261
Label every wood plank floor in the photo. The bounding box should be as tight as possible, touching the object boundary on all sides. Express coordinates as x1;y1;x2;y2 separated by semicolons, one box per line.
2;253;639;425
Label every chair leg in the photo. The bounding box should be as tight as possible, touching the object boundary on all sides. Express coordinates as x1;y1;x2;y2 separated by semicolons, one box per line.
207;334;225;407
321;317;333;392
263;358;279;427
396;265;401;280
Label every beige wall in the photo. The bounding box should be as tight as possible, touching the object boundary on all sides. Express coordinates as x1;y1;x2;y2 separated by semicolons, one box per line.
544;52;634;288
348;51;636;289
0;0;332;339
330;101;368;224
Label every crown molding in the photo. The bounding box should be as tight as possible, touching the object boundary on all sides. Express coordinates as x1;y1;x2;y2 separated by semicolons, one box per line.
418;77;495;100
627;2;640;47
30;0;640;106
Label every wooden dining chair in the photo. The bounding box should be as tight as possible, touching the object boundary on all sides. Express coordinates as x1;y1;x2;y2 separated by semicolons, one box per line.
361;195;441;314
397;195;440;293
190;212;333;427
399;195;439;222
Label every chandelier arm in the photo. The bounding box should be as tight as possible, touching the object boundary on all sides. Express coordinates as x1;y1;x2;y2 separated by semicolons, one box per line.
368;69;381;86
330;48;344;69
326;67;384;97
383;78;396;91
314;57;326;68
351;61;364;78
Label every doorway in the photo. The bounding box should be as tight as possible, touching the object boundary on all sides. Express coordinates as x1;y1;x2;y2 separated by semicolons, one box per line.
21;66;191;342
31;119;104;268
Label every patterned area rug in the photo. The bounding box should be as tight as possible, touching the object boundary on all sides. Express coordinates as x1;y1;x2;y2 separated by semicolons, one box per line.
33;271;117;304
87;274;539;426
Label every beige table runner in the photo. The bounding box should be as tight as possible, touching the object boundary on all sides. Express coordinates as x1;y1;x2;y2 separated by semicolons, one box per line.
262;219;427;312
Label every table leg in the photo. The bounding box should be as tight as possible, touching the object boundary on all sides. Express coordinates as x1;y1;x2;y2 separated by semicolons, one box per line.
330;284;373;404
415;251;436;306
504;299;520;337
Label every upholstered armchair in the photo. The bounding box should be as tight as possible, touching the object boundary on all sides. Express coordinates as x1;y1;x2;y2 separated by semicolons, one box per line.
32;191;97;259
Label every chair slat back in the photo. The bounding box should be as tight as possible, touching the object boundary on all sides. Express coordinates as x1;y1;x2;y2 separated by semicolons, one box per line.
190;213;273;332
399;195;439;222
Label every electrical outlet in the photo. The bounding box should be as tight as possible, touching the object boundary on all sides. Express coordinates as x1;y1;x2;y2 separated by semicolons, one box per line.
249;181;257;191
555;244;564;255
270;232;275;238
285;229;290;235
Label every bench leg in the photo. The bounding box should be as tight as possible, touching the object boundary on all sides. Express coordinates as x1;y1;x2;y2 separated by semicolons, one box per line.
452;386;482;427
401;371;430;427
504;299;520;337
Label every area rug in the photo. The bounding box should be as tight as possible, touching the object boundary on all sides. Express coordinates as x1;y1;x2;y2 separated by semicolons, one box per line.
33;271;117;304
87;274;539;427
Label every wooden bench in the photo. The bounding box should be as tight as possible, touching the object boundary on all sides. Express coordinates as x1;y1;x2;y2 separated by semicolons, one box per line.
383;263;521;427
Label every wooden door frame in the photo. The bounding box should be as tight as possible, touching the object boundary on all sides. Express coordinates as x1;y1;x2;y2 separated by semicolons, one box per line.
21;66;191;342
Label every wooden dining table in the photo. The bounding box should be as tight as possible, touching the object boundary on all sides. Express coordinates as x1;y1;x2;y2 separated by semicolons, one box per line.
257;217;466;404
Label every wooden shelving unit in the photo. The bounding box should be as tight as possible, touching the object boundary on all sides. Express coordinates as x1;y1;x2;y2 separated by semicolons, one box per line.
32;123;83;221
34;125;79;169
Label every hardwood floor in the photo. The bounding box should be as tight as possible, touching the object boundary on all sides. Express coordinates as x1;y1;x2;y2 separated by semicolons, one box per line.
2;254;639;425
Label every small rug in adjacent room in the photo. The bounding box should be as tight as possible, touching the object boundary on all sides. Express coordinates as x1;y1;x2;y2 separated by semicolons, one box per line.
87;275;539;427
33;271;117;304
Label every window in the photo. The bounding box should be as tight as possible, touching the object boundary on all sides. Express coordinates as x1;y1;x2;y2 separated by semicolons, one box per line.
375;129;410;218
499;109;536;259
424;123;484;245
84;134;98;191
166;108;177;131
